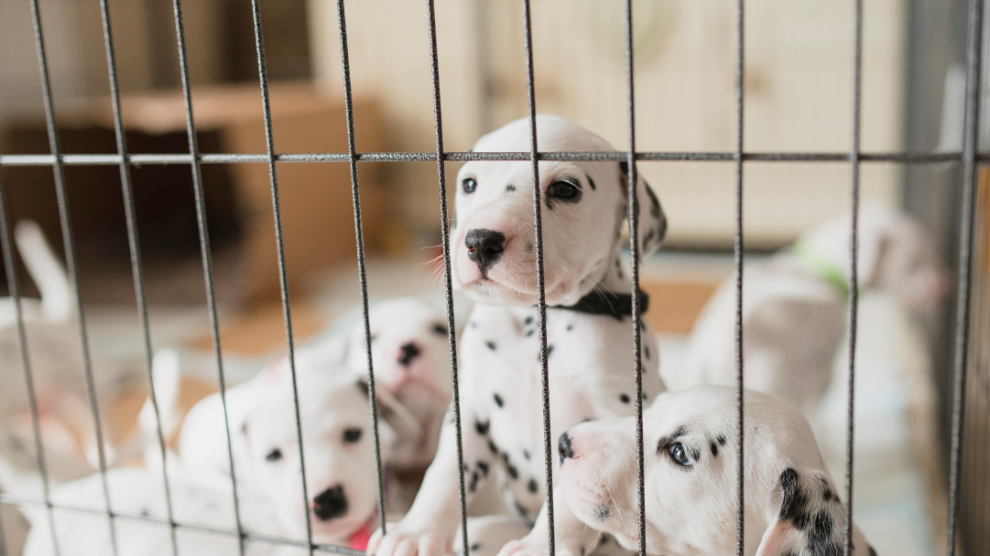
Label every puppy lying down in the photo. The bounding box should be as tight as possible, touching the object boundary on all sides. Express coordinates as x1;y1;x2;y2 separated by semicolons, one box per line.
557;386;876;556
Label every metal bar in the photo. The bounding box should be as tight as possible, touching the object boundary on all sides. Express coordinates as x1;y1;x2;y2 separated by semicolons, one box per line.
0;496;362;556
96;2;180;554
170;1;247;552
732;0;745;553
947;0;984;552
334;0;389;532
424;0;471;554
0;169;61;556
843;0;864;554
621;2;647;556
518;2;554;555
27;2;119;554
247;1;315;553
0;151;983;168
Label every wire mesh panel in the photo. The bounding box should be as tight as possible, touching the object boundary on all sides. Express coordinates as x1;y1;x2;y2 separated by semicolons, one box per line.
0;1;986;555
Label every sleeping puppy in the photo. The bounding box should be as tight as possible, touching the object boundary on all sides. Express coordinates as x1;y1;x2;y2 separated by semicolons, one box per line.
344;297;454;470
369;115;668;556
681;206;948;417
557;386;876;556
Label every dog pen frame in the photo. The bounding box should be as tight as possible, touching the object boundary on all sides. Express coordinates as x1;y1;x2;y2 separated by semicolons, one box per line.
0;0;984;555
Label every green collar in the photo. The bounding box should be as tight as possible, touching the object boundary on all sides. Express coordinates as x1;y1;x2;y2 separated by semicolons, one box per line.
791;240;849;298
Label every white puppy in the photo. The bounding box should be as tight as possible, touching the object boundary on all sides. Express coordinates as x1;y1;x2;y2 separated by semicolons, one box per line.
21;466;302;556
557;386;876;556
0;221;139;488
369;115;668;556
682;206;948;416
344;297;453;470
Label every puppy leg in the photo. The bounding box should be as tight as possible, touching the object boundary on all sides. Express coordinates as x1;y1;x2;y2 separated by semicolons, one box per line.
453;516;530;556
496;491;597;556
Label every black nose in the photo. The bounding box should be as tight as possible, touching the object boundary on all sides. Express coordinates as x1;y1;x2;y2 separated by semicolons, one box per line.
465;229;506;277
398;342;421;367
559;432;574;464
312;485;348;521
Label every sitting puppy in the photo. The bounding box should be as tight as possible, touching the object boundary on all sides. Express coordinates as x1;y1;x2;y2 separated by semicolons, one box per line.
21;466;302;556
344;297;454;470
557;386;876;556
681;206;948;416
369;115;668;556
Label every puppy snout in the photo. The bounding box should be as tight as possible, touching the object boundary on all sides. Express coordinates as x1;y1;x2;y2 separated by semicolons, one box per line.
397;342;421;367
312;485;348;521
559;432;574;464
465;229;506;277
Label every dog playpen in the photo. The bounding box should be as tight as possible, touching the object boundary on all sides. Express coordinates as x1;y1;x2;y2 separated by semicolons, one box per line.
0;0;987;555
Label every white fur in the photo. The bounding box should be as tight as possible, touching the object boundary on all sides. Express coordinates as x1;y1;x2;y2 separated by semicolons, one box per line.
369;115;668;556
557;386;875;556
681;206;949;416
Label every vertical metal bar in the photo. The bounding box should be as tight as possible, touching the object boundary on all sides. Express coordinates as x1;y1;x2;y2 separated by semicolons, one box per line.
334;0;389;532
519;2;553;555
732;0;745;554
27;3;118;555
247;2;315;553
170;1;247;553
947;0;984;552
843;1;863;554
620;2;646;556
96;1;179;554
424;0;471;554
0;173;61;556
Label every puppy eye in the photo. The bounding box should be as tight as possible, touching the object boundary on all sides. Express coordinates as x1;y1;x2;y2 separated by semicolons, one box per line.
462;178;478;194
432;323;448;336
265;448;283;462
547;180;579;199
343;428;363;443
669;443;692;466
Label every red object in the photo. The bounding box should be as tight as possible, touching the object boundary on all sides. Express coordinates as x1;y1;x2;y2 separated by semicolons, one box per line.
349;523;372;551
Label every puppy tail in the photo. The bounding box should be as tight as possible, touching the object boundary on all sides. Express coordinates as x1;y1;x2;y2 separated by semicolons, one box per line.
756;467;875;556
14;220;72;322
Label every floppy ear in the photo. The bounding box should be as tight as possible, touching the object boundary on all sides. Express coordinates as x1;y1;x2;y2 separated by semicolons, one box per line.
354;379;423;443
756;467;850;556
620;161;666;257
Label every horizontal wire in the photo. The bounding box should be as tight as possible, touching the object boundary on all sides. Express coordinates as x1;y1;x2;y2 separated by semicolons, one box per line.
0;151;981;167
0;495;363;556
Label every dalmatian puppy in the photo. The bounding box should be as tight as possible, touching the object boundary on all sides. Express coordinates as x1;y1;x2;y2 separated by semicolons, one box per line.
557;386;877;556
369;115;668;556
344;297;453;470
681;206;949;417
0;221;141;488
21;466;304;556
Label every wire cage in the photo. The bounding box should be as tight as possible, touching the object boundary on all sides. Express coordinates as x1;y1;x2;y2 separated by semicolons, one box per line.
0;0;986;555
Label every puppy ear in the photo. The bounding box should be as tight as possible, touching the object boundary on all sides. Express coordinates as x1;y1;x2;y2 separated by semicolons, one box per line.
620;161;666;257
756;467;849;556
354;379;423;443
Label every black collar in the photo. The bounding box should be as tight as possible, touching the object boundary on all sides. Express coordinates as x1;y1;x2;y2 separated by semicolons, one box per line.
549;288;650;320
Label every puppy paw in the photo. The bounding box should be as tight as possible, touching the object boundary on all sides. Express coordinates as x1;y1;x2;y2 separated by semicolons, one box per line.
368;522;452;556
496;535;576;556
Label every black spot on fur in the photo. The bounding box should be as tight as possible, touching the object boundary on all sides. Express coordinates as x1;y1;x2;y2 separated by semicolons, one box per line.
528;478;538;493
433;323;448;336
566;323;573;331
469;471;479;492
506;184;516;193
619;393;631;404
523;449;530;460
779;468;812;531
619;161;629;176
869;547;878;556
493;393;503;407
488;440;499;454
817;476;835;502
471;544;481;552
140;508;150;517
508;464;519;479
717;434;727;446
475;418;490;435
525;328;535;337
585;173;597;190
547;345;554;357
710;442;719;456
644;346;651;359
514;501;531;521
525;316;534;325
580;548;585;556
486;341;497;351
594;505;610;521
477;460;489;475
807;511;840;556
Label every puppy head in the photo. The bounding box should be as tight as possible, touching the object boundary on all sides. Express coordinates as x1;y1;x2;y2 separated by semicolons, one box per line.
346;297;452;416
451;115;666;307
240;367;385;543
557;386;874;556
803;205;949;313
